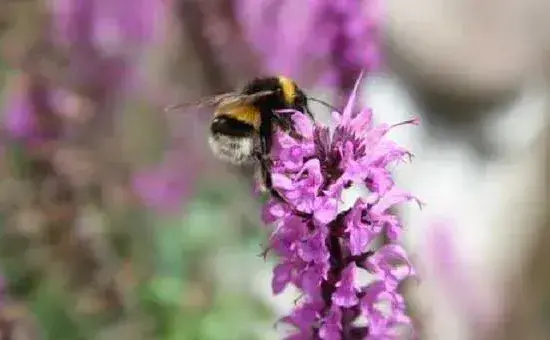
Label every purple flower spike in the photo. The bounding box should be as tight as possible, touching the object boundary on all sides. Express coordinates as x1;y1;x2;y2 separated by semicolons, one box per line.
235;0;381;95
261;73;419;339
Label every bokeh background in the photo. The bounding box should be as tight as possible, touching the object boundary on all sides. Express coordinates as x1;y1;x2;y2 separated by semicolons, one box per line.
0;0;548;339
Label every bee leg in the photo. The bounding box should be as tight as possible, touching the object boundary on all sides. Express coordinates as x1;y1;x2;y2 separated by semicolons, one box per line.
258;109;289;201
258;109;274;188
254;152;277;196
254;150;288;203
272;114;293;132
253;153;269;191
254;165;268;193
273;114;305;141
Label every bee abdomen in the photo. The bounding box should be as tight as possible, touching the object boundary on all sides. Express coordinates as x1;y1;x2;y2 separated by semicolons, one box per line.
208;134;256;165
209;115;257;165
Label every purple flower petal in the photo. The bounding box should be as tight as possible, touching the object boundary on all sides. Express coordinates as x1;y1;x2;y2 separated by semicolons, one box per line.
365;244;416;290
290;110;315;139
332;263;361;307
272;173;295;190
297;227;329;263
313;196;338;224
319;305;343;340
300;263;326;297
340;71;364;122
272;262;294;294
262;200;291;224
281;300;323;337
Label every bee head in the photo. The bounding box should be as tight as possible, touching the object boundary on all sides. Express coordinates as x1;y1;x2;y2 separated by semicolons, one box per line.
242;77;293;108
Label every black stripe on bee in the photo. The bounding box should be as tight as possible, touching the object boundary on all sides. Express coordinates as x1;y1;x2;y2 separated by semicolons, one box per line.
210;115;255;137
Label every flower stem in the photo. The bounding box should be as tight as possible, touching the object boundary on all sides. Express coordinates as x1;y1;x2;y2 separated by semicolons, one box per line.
322;232;344;305
319;217;346;338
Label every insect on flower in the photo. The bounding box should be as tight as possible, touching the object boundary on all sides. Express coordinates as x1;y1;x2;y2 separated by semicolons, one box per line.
165;76;336;198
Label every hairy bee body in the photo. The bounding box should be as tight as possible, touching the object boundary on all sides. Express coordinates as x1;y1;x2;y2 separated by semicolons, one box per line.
208;107;259;165
207;76;311;192
166;75;313;195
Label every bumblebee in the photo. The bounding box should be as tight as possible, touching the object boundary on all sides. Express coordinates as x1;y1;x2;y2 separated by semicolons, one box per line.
166;76;332;196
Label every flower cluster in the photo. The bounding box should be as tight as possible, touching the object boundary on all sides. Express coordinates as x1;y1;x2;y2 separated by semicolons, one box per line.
262;75;419;339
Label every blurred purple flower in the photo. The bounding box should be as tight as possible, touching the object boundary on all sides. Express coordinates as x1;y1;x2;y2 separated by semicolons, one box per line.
48;0;167;97
426;220;503;337
131;150;195;215
263;74;418;339
2;0;188;214
235;0;381;94
3;83;39;140
2;77;60;142
50;0;165;50
2;0;167;139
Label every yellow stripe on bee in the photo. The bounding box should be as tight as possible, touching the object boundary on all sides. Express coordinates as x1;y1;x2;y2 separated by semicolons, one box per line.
216;105;261;130
277;76;296;105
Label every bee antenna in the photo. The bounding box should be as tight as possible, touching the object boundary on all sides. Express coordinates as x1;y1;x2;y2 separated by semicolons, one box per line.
306;96;339;113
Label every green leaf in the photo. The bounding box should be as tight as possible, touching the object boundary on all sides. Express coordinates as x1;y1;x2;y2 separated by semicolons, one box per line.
179;201;228;251
5;142;31;178
31;281;85;340
148;276;184;307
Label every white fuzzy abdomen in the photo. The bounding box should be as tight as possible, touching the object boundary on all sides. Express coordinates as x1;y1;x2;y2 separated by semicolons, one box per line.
208;134;256;165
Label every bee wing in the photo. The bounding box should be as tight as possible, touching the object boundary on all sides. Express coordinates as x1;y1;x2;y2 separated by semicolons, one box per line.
165;90;277;113
243;90;277;102
164;92;239;112
216;90;277;110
